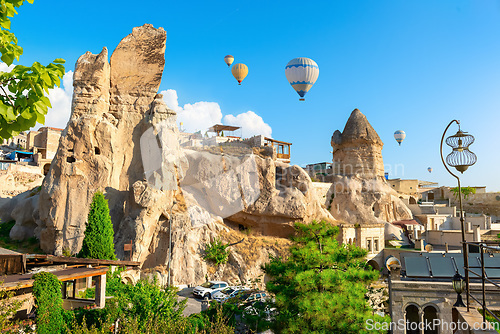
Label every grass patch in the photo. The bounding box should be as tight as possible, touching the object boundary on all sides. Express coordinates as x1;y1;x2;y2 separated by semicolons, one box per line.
0;220;43;254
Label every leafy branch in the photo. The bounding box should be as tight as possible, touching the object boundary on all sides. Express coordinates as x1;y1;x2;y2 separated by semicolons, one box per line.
0;0;66;140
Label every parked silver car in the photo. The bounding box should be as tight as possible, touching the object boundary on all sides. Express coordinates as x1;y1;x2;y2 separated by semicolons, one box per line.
192;281;229;299
212;286;250;303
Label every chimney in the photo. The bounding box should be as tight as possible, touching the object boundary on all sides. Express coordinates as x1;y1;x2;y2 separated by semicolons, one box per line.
473;225;481;243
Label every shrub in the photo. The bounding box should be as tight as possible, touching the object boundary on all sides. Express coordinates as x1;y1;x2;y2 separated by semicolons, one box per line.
0;282;23;332
203;238;230;266
79;192;116;260
32;271;65;334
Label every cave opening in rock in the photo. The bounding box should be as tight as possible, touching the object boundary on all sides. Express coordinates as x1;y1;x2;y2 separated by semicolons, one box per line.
67;156;76;163
95;147;101;155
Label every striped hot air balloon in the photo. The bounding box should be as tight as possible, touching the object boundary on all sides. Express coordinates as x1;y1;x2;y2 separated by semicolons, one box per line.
224;55;234;67
428;167;432;173
231;63;248;85
394;130;406;146
285;57;319;101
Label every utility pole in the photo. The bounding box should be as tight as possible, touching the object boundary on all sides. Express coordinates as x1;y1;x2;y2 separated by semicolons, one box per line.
167;200;177;287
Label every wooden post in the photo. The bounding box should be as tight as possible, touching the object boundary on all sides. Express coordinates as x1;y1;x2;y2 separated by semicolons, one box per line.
62;282;67;299
86;265;92;288
124;240;133;262
95;274;106;309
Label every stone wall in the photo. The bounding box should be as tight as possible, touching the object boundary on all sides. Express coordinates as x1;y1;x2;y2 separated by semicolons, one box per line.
390;279;500;334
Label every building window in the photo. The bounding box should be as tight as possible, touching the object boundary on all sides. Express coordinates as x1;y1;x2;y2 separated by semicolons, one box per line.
374;239;379;252
366;239;372;252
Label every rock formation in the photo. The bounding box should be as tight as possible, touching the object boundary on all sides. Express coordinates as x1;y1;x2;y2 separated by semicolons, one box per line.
327;109;412;224
3;24;332;286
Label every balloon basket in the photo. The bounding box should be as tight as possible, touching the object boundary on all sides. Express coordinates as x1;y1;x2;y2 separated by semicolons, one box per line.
299;98;305;101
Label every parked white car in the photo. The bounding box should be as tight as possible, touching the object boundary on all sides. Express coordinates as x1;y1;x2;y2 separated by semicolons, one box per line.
212;286;250;303
192;281;229;299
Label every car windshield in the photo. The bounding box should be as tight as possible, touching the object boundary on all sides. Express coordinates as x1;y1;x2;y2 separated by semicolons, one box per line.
200;282;214;288
222;288;235;295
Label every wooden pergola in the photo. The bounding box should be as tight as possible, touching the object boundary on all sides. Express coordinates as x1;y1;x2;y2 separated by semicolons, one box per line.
264;137;292;162
208;124;241;137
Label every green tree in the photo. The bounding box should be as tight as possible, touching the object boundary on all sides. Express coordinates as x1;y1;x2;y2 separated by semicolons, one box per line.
263;220;389;334
203;238;230;266
32;271;64;334
79;192;117;260
0;0;65;140
451;186;476;200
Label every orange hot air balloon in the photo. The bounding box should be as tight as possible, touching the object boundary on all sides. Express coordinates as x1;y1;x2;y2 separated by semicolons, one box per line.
231;63;248;85
224;55;234;67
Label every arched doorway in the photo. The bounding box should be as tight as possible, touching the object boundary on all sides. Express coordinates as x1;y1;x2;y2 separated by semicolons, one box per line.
405;304;420;334
367;259;380;272
409;197;417;204
423;305;439;334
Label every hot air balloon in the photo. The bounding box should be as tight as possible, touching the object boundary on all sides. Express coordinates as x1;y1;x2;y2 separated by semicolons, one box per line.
394;130;406;146
285;57;319;101
231;63;248;85
224;55;234;67
428;167;432;173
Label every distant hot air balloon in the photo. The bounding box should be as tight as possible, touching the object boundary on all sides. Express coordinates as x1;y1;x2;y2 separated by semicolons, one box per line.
394;130;406;146
285;57;319;101
428;167;432;173
224;55;234;67
231;63;248;85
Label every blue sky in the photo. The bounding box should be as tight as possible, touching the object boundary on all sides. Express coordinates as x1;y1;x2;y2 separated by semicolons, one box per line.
10;0;500;191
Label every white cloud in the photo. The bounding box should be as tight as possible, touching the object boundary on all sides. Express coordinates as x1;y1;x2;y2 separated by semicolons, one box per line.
44;70;73;130
223;111;272;138
0;63;14;73
161;89;223;134
160;89;272;138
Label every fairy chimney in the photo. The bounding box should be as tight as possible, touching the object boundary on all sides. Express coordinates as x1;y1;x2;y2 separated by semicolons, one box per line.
330;109;384;178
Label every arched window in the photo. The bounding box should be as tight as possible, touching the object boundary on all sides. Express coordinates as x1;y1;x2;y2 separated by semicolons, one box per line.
405;304;420;334
423;305;439;334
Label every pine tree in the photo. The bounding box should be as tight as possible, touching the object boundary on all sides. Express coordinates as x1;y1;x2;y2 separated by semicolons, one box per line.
78;192;117;260
263;220;389;334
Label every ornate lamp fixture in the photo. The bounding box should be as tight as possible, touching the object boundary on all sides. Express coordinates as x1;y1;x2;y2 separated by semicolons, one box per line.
445;128;477;173
452;273;466;307
440;120;477;312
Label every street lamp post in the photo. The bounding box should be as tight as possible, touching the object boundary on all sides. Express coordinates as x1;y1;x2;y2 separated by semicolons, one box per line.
167;200;177;287
452;273;466;307
440;120;477;312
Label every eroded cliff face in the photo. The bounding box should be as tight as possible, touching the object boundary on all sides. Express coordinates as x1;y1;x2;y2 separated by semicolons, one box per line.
327;109;412;224
6;24;332;286
37;24;169;254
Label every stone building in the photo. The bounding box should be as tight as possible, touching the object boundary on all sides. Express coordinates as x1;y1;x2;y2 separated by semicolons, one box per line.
26;127;63;175
388;253;500;334
2;132;27;149
27;127;63;160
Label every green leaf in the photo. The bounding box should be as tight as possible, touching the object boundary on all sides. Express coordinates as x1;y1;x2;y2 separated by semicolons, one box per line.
53;58;65;64
39;95;51;108
36;111;44;124
34;100;47;113
1;52;14;66
40;71;51;86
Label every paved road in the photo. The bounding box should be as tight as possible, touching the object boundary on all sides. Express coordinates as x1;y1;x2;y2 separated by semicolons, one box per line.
177;287;209;316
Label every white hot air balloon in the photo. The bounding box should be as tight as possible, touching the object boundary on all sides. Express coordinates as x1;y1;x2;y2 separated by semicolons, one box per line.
285;57;319;101
394;130;406;146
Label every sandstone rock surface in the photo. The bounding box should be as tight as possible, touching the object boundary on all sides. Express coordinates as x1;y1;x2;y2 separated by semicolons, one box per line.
327;109;412;224
4;24;331;287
